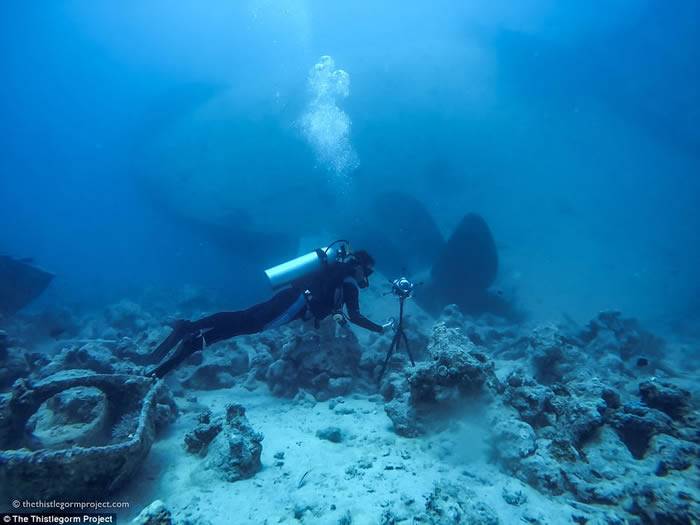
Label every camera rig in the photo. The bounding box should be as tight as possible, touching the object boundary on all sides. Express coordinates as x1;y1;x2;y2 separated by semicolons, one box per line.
378;276;418;381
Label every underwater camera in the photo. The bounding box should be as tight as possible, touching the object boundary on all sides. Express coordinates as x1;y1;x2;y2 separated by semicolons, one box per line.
391;277;415;299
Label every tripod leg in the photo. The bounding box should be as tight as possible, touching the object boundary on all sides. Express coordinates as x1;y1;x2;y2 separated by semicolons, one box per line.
378;332;400;382
400;329;416;366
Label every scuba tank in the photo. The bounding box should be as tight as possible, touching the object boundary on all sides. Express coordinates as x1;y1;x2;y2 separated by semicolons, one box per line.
265;240;350;291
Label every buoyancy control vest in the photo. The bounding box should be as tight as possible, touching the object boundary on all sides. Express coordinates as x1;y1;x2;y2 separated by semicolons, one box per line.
264;240;362;327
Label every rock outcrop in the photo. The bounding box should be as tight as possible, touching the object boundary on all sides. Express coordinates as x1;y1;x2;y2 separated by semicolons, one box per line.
477;312;700;522
609;402;675;459
186;403;263;483
0;346;33;390
578;310;665;361
261;321;364;400
418;481;500;524
180;343;249;390
384;323;498;436
183;410;223;456
203;404;263;482
639;380;692;421
131;500;173;525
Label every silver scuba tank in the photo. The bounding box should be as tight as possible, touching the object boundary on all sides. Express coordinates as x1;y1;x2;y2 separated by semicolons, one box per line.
264;241;349;291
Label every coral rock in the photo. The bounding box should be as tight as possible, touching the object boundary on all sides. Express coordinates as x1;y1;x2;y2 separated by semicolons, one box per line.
514;440;567;495
639;380;691;421
410;323;498;403
578;311;664;360
316;426;343;443
0;346;32;390
610;402;675;459
649;434;700;476
384;323;498;437
265;322;363;399
180;346;249;391
384;394;423;438
184;410;223;456
626;481;700;524
40;342;122;377
131;500;173;525
490;417;537;466
501;482;528;506
504;376;556;428
104;300;152;334
203;403;263;482
421;481;499;524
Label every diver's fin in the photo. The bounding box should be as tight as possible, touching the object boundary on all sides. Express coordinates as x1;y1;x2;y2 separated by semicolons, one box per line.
146;332;203;378
149;319;195;363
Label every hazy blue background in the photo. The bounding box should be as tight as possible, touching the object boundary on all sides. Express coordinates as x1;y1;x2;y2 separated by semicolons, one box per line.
1;1;698;332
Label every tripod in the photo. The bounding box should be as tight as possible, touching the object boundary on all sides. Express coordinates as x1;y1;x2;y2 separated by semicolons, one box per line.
378;292;415;382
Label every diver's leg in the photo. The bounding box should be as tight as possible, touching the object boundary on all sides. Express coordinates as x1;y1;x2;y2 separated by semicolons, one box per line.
191;311;258;338
147;289;303;377
150;308;261;361
196;288;304;343
146;313;251;377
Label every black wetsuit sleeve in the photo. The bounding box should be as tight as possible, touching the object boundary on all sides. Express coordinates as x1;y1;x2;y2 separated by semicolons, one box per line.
343;282;383;333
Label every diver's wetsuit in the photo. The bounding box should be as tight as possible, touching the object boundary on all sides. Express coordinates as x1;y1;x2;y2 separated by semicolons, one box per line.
148;263;382;378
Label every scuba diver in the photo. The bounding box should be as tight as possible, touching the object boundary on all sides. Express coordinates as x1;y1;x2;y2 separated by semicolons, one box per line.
146;242;393;378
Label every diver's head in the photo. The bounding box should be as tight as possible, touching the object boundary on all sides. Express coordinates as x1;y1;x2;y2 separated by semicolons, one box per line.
350;249;374;288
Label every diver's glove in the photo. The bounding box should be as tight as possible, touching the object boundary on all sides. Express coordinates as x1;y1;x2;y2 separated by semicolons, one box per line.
381;317;396;333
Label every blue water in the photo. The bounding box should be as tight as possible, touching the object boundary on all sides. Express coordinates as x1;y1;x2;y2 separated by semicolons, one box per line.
1;1;698;330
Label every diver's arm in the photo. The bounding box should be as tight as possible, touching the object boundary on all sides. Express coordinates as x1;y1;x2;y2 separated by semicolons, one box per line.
343;282;384;333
